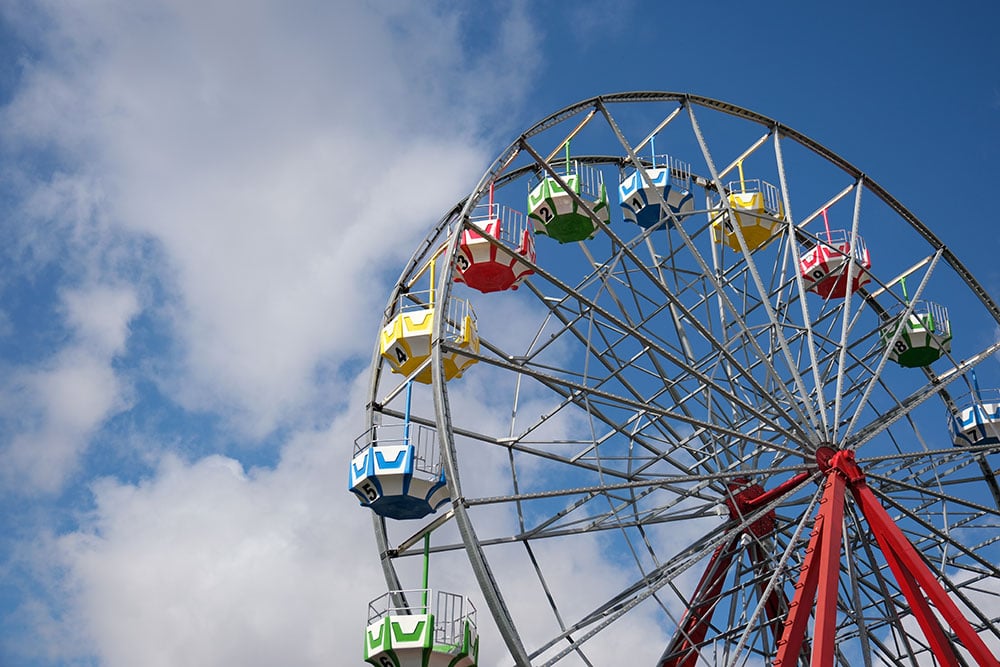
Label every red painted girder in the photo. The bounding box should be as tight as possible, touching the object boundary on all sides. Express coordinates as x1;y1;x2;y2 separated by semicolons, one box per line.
748;541;789;646
659;539;738;667
877;528;960;667
811;471;846;666
851;477;1000;667
740;471;813;513
659;472;824;667
772;471;845;667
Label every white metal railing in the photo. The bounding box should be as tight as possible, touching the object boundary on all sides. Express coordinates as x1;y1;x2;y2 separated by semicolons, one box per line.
529;160;606;200
953;388;1000;403
391;289;433;317
366;589;477;649
353;422;441;477
623;153;692;191
444;295;477;343
814;228;869;263
655;153;692;189
433;590;476;649
950;389;1000;420
468;203;531;248
726;178;782;215
884;300;951;336
572;160;605;199
388;291;476;344
367;588;422;623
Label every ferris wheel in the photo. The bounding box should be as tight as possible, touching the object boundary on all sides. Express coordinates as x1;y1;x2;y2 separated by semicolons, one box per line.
351;93;1000;667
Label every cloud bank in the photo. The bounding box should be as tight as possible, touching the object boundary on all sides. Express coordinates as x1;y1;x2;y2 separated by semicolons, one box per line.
0;1;552;665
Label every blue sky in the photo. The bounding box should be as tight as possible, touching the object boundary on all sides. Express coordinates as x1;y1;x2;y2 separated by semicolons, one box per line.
0;1;998;666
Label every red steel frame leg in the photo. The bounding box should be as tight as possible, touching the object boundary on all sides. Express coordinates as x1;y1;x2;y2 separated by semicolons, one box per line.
773;448;999;667
660;538;798;667
660;474;810;667
659;539;739;667
749;542;788;647
657;459;996;667
875;526;960;667
851;471;998;666
773;471;845;667
809;470;846;664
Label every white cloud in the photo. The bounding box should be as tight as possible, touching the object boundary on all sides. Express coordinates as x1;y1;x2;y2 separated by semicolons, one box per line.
53;442;382;666
2;0;539;438
0;0;554;663
0;367;372;665
61;285;138;356
1;284;139;494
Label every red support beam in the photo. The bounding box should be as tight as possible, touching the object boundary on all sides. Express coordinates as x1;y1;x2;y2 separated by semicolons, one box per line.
660;474;814;667
741;471;813;515
773;472;845;667
851;476;1000;667
877;530;960;667
748;542;790;646
659;539;738;667
811;471;846;665
663;458;998;667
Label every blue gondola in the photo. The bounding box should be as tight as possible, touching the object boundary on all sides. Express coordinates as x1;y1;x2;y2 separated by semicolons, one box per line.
619;154;693;230
949;388;1000;446
349;422;449;520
